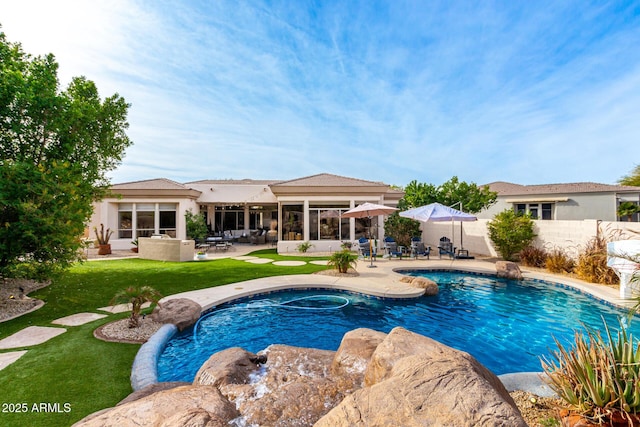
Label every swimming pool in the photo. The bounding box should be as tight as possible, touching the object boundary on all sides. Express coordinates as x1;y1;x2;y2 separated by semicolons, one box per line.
157;270;639;382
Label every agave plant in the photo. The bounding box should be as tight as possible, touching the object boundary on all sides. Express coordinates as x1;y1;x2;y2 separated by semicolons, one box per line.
541;319;640;424
327;249;358;274
110;286;162;328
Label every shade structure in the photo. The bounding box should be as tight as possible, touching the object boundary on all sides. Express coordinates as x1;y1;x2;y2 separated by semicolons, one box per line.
399;202;477;222
341;202;399;218
400;202;477;251
342;202;398;268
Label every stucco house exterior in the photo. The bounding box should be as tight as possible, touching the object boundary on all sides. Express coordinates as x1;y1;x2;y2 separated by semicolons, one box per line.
89;173;402;252
477;181;640;222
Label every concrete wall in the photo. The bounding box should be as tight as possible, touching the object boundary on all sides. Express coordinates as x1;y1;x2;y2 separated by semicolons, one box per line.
138;237;195;262
420;219;640;259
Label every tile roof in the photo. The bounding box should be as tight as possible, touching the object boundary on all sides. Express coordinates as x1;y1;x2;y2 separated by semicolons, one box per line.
273;173;386;187
186;179;280;186
111;178;193;190
486;181;640;196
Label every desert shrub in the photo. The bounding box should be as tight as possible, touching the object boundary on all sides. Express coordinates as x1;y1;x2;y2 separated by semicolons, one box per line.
520;245;547;268
296;241;314;253
487;209;536;261
327;249;358;273
575;232;619;285
545;247;575;274
542;320;640;425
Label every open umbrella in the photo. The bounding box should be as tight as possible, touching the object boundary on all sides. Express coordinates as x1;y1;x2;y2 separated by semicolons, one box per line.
342;202;398;267
399;202;476;252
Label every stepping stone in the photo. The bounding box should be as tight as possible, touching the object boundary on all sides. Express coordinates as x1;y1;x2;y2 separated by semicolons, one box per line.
310;260;329;265
272;260;307;266
52;312;108;326
0;350;28;371
0;326;66;349
98;302;151;314
245;258;273;264
232;256;259;260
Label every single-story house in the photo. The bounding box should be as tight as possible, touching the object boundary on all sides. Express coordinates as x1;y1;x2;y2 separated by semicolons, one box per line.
89;173;403;253
477;182;640;222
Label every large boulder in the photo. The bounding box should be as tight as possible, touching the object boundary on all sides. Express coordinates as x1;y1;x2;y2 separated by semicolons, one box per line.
330;328;387;392
495;260;524;280
194;347;264;387
72;385;239;427
222;344;343;427
409;277;439;295
151;298;201;331
317;327;526;427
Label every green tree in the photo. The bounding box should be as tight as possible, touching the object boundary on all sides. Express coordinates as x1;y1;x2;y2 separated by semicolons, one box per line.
618;164;640;187
399;176;497;213
383;213;421;247
487;209;536;261
184;210;208;240
110;286;162;328
617;201;640;221
0;30;131;278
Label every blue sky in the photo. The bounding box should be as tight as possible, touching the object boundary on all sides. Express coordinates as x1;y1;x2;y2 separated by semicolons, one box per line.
1;1;639;188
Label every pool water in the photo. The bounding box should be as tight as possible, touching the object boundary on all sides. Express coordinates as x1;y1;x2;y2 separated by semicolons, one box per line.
157;270;640;382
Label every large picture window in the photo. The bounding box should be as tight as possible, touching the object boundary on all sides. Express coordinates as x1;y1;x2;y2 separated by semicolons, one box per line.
309;208;350;240
159;203;177;237
282;205;303;240
514;203;553;220
118;204;132;239
117;203;177;238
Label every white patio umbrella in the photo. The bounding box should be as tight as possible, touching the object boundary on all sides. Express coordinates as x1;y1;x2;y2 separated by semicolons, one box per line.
399;202;476;251
342;202;398;267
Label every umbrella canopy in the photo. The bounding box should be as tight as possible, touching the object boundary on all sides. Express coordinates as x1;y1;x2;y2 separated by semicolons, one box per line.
399;202;476;222
342;202;398;218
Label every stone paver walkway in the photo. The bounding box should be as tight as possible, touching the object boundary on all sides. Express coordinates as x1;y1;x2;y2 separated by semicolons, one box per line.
0;326;66;350
51;312;108;326
0;350;28;371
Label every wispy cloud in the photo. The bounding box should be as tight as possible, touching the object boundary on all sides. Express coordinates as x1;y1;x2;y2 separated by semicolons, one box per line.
2;0;639;186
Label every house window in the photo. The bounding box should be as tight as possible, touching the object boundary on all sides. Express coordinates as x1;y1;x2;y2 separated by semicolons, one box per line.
118;204;132;239
159;203;177;237
309;208;349;240
136;203;155;238
282;205;303;240
513;203;554;220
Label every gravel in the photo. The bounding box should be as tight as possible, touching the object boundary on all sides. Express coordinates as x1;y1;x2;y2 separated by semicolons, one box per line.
0;278;49;322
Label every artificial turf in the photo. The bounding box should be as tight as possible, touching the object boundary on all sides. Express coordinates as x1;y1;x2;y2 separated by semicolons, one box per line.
0;249;327;426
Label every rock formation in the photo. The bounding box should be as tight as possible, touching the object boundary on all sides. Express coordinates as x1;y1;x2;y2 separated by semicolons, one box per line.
151;298;201;331
73;327;527;427
495;260;524;280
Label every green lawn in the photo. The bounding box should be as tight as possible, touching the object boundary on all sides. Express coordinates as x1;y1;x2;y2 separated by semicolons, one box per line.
0;249;327;427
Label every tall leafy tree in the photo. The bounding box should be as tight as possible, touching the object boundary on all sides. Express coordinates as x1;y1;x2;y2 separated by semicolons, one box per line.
0;30;131;278
399;176;497;213
618;164;640;187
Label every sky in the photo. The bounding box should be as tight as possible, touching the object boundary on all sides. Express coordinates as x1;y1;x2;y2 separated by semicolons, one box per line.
1;1;639;188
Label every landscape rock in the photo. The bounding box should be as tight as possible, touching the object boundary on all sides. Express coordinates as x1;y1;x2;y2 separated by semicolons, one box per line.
222;344;343;427
410;277;439;295
117;381;190;405
194;347;263;387
495;260;524;280
330;328;387;388
151;298;201;331
318;327;526;427
72;385;239;427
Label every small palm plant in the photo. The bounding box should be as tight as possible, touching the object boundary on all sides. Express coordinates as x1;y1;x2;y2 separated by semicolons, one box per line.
110;286;163;328
327;249;358;274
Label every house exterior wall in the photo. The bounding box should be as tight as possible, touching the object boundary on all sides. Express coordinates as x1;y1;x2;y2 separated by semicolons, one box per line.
89;197;199;250
478;192;620;221
420;219;640;259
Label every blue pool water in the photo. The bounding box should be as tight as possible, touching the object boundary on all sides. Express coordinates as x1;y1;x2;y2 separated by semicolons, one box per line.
157;270;640;382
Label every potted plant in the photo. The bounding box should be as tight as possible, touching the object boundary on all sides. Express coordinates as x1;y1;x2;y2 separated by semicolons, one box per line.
327;249;358;274
131;238;139;253
195;250;207;260
94;223;113;255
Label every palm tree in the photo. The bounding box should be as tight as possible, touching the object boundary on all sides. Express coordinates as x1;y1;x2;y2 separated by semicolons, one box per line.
110;286;162;328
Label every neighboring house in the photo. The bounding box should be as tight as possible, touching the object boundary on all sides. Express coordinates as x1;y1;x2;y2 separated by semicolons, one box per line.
477;182;640;222
89;173;402;252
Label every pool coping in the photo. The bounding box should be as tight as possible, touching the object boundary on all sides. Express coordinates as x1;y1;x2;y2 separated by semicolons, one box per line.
130;258;628;395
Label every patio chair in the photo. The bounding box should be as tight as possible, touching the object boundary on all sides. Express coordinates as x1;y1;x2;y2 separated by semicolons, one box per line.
438;237;456;259
358;237;376;259
412;242;430;259
385;241;403;259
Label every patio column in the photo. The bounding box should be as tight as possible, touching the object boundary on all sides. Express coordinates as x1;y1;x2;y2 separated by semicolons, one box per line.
303;200;310;241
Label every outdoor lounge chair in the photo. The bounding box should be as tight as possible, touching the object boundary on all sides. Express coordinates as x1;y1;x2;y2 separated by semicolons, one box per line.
438;237;456;259
358;237;376;259
411;242;430;259
384;237;402;259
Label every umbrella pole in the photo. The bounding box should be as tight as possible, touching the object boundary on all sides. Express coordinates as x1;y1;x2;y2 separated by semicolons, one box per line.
368;216;376;268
